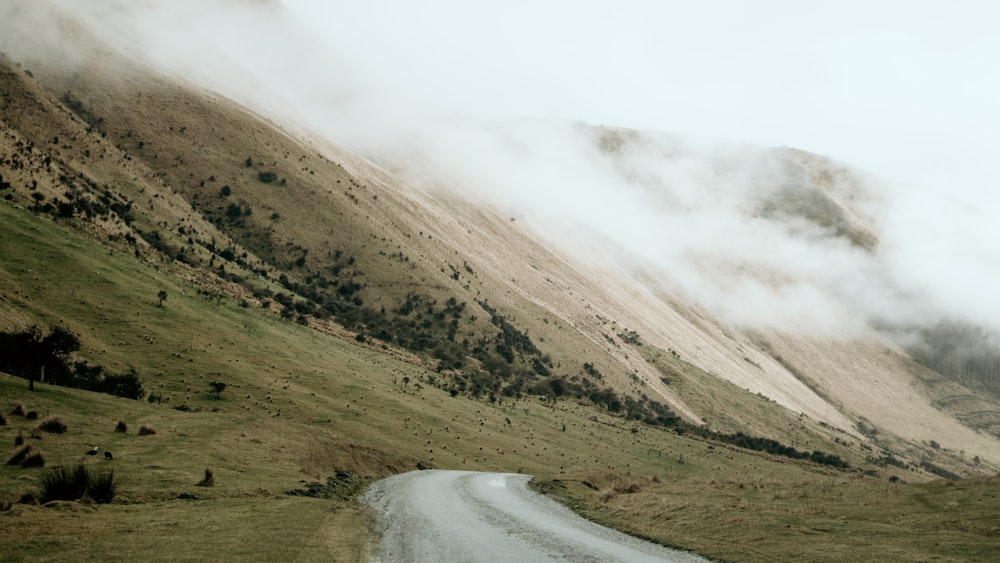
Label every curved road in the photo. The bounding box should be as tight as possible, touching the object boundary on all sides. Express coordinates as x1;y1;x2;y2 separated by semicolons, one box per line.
362;470;706;562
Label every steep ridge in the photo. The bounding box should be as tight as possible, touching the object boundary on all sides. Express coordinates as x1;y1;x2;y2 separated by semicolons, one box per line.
2;22;999;479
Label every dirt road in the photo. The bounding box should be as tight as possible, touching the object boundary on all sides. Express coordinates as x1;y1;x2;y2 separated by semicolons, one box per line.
362;470;706;562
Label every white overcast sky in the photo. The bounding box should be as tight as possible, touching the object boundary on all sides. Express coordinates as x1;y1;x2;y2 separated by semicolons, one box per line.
284;0;1000;201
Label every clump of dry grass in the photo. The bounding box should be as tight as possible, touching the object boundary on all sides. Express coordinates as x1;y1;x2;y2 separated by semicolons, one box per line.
10;402;25;416
0;412;6;426
138;424;156;436
196;467;215;487
25;410;38;420
115;420;128;433
38;464;116;504
35;415;67;434
14;430;24;446
613;482;643;494
7;444;44;467
6;444;33;465
21;449;45;468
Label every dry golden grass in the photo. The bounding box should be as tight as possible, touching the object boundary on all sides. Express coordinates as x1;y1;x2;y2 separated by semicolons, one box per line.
537;470;1000;562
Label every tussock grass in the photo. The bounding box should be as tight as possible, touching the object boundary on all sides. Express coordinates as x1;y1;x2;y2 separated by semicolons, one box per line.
6;444;35;466
35;415;67;434
38;464;115;504
114;420;127;433
137;424;156;436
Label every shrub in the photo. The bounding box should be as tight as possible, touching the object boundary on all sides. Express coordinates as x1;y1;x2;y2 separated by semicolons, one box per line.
25;410;38;420
10;402;25;416
257;171;277;184
21;449;45;468
138;424;156;436
14;431;24;446
115;420;127;433
0;412;5;426
7;444;34;465
39;464;115;503
209;381;226;398
36;416;67;434
196;467;214;487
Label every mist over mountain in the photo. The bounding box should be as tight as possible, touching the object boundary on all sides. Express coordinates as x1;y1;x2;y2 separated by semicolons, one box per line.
2;0;999;475
6;0;998;344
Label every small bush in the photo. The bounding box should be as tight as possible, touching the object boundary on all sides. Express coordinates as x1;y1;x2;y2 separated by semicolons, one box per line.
21;449;45;468
10;402;25;416
25;410;38;420
14;431;24;446
7;444;34;465
38;464;115;504
36;416;67;434
196;467;214;487
0;412;6;426
114;420;127;433
138;424;156;436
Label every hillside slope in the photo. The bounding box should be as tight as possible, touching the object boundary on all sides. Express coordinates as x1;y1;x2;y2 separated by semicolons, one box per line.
2;7;1000;561
2;15;999;481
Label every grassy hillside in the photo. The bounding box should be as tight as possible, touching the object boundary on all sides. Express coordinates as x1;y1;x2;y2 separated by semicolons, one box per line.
2;42;999;561
1;186;997;561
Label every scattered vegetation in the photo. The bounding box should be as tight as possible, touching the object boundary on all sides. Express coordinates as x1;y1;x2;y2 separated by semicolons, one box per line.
287;470;372;500
138;424;156;436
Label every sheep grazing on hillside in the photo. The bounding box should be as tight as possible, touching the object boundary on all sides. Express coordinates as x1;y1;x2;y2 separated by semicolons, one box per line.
86;446;99;456
104;451;113;460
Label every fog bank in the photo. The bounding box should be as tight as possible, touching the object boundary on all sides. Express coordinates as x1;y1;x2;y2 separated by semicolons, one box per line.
3;0;1000;341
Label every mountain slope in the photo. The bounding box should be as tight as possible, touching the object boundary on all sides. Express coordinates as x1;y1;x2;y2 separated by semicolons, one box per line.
3;21;999;481
2;9;1000;561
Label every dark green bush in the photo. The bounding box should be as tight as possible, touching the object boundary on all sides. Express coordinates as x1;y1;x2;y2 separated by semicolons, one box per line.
39;464;115;503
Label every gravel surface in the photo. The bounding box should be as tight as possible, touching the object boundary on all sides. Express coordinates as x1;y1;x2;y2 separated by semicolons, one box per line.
362;469;707;562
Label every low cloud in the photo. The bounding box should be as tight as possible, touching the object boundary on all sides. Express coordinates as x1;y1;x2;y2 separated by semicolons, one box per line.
4;0;1000;343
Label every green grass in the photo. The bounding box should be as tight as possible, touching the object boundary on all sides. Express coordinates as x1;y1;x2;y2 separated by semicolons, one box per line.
2;202;998;561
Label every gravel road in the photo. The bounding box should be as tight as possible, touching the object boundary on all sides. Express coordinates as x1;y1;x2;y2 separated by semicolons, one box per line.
362;469;707;562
